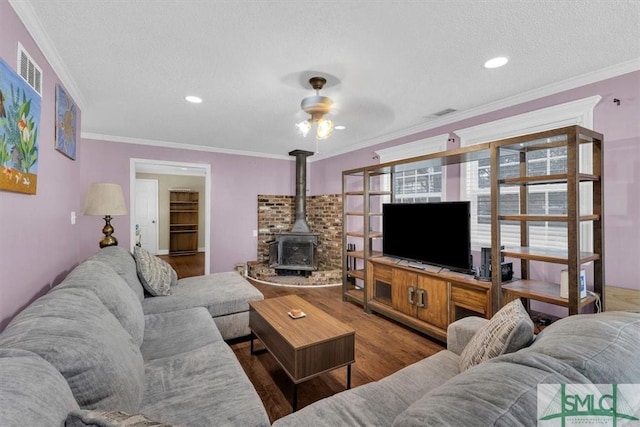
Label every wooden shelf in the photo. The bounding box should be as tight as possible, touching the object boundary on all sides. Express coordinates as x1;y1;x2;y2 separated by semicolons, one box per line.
345;250;382;260
499;173;599;186
346;231;383;238
346;269;365;280
499;214;600;222
502;280;597;308
501;247;600;264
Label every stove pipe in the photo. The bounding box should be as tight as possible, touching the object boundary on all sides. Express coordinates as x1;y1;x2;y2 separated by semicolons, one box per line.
289;149;314;233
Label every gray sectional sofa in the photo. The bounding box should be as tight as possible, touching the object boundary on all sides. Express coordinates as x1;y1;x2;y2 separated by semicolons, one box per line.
274;310;640;426
1;244;639;426
0;246;269;426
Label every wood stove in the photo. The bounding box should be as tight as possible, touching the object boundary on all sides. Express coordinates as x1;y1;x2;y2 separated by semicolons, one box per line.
268;149;319;276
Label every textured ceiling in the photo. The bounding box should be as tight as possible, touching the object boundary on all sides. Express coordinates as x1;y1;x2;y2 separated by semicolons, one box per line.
9;0;640;160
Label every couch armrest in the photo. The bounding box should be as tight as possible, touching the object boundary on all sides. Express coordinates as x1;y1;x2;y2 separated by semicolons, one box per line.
446;316;488;355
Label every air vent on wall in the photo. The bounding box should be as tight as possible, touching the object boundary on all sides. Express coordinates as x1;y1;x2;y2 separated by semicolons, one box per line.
17;42;42;95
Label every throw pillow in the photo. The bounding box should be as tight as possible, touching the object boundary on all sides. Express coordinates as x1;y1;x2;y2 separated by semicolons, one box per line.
133;246;174;296
459;298;534;371
66;409;178;426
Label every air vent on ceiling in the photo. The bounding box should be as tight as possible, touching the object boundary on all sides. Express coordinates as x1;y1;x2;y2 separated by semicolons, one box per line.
17;42;42;95
432;108;457;117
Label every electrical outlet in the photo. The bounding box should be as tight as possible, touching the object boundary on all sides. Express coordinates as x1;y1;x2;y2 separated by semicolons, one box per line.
252;230;258;237
70;211;76;225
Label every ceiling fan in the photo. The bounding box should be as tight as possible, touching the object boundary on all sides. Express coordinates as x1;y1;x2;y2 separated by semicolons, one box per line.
295;76;335;140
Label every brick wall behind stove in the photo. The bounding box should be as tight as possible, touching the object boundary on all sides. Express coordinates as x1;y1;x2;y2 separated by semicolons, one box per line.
257;194;342;270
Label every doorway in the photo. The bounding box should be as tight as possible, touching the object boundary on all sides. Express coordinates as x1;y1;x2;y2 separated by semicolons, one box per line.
130;158;211;275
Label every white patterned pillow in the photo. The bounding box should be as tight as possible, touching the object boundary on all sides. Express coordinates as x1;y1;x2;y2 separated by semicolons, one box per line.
133;246;174;296
459;298;534;371
66;409;178;426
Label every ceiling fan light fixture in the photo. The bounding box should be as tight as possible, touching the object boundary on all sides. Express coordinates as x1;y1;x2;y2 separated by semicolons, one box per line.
297;76;336;140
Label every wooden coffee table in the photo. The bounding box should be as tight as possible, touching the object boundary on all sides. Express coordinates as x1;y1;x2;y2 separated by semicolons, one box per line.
249;294;355;411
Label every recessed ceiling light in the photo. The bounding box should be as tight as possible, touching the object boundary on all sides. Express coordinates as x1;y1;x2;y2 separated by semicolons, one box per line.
185;95;203;103
335;125;346;130
483;56;509;69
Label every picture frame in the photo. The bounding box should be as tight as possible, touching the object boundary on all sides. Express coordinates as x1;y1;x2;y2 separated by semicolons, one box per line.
54;84;78;160
0;58;40;195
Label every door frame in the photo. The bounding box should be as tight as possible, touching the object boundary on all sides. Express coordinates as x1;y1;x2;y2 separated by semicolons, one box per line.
130;158;211;275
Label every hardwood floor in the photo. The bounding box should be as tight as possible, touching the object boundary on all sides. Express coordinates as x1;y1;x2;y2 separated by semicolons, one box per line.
156;254;445;422
157;252;205;278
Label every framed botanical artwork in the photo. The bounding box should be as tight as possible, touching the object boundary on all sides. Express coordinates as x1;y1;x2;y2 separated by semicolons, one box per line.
0;58;40;195
55;84;78;160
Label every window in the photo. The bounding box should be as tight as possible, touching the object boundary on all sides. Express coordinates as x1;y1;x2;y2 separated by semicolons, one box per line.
471;148;570;250
456;96;600;251
375;134;449;204
393;162;442;203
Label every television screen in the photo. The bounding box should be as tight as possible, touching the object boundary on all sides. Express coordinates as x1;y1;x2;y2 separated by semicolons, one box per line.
382;201;472;274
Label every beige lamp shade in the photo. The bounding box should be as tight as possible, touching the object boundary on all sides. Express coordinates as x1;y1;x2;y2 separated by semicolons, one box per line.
83;183;128;216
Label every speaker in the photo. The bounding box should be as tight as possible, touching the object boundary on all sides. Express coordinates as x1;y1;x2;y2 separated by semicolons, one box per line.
478;247;491;281
478;247;509;281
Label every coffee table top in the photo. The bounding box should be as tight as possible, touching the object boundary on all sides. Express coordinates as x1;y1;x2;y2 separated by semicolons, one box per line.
249;295;354;349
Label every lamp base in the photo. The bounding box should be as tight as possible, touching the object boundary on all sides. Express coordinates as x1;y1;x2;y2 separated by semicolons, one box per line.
99;215;119;248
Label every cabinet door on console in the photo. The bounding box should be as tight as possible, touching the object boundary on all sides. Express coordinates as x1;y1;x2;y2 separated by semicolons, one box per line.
415;276;449;329
391;269;418;317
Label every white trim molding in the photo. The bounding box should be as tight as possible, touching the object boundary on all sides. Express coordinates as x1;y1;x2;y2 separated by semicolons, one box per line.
375;133;450;162
456;95;602;147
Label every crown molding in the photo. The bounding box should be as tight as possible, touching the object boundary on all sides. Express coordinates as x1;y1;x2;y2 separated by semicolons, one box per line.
8;0;86;110
82;133;292;161
375;133;450;162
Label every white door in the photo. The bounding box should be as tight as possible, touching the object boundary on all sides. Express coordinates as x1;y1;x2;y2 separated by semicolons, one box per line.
135;179;159;254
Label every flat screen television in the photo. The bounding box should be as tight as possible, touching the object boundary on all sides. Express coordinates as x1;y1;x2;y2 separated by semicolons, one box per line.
382;201;473;274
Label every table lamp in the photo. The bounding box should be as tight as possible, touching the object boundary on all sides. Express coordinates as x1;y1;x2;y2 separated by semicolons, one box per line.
83;183;128;248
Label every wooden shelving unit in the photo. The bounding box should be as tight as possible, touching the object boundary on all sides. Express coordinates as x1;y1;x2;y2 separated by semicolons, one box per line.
342;125;604;318
342;168;391;307
169;191;199;255
494;126;604;315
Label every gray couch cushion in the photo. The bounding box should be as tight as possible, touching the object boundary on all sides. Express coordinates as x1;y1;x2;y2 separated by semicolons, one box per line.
88;246;145;301
459;298;534;371
0;287;145;413
142;272;263;318
141;307;223;362
526;310;640;384
0;348;79;427
273;350;460;427
141;342;270;427
65;409;177;427
57;259;145;346
133;246;175;296
393;351;591;427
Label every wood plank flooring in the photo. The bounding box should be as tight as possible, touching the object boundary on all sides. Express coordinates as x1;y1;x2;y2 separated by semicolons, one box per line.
157;252;205;278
